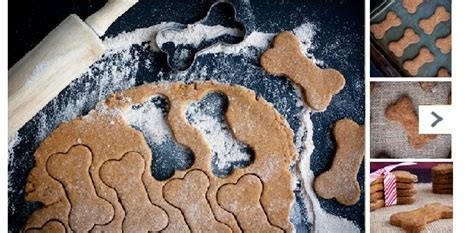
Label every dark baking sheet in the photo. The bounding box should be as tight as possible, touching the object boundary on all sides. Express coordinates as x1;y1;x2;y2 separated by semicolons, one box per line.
370;0;451;77
8;0;365;232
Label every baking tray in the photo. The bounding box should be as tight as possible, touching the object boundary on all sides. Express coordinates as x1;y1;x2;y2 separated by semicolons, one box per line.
8;0;365;232
370;0;451;77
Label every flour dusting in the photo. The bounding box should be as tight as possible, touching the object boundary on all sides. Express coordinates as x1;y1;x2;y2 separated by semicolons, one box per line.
9;16;362;232
156;23;244;47
123;96;172;145
186;93;253;176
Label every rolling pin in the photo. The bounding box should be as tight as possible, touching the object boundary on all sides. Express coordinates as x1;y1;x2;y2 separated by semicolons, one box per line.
8;0;138;139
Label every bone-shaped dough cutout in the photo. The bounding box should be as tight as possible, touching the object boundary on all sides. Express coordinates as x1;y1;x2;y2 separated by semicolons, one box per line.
403;0;424;14
260;31;345;112
163;170;231;232
388;28;420;57
46;145;114;232
314;119;365;205
403;48;434;76
385;96;436;149
390;203;453;232
217;174;283;232
25;220;66;233
436;34;451;54
100;152;168;232
419;6;450;35
370;11;402;39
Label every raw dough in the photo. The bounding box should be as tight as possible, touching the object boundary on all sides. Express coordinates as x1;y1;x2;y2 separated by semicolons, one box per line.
23;81;297;232
313;119;364;205
260;31;345;112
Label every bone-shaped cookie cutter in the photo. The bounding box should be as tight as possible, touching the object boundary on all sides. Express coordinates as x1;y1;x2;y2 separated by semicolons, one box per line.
155;1;246;71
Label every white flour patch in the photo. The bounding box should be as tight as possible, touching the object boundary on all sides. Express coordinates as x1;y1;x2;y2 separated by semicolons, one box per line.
186;97;252;173
156;23;244;47
122;97;172;145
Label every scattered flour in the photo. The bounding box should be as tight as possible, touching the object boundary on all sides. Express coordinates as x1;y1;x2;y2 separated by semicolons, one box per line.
122;96;172;145
9;18;361;232
296;108;359;232
156;23;244;47
186;95;252;174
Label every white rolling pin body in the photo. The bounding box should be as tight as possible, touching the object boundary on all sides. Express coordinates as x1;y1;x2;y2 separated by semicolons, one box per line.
8;14;105;138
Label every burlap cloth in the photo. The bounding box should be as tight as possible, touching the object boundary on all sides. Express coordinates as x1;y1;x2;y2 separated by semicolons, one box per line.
370;183;453;233
370;82;451;158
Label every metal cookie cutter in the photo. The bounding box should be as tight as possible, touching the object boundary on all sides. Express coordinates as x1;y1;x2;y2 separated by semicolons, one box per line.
156;1;246;71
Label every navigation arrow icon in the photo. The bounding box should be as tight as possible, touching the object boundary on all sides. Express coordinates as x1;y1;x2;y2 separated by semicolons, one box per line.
431;111;443;127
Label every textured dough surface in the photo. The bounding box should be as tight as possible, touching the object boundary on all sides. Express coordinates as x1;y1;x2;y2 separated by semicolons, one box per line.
313;119;364;205
435;34;451;54
260;31;345;112
370;11;402;39
390;203;453;232
402;0;424;14
419;6;450;35
385;96;436;149
22;81;297;232
402;48;434;76
388;28;420;57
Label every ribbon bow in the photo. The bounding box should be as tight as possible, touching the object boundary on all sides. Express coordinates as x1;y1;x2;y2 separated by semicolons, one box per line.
370;162;417;207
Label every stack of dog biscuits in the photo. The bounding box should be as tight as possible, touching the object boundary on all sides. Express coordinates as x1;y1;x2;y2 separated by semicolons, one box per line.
370;170;418;211
432;164;453;194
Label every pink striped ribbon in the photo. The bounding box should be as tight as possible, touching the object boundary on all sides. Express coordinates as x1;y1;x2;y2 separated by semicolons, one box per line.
370;162;417;207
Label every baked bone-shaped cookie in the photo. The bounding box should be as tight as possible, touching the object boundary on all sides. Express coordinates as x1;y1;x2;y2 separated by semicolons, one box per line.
390;203;453;232
370;11;402;39
388;28;420;57
260;31;345;112
163;170;231;232
217;174;283;232
419;6;450;35
392;170;418;183
314;119;365;205
100;152;168;232
46;145;114;232
403;0;423;14
436;34;451;54
403;47;434;76
437;68;450;77
385;96;436;149
25;220;66;233
419;82;437;92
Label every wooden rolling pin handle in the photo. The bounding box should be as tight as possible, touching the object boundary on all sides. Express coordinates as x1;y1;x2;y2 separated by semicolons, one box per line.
86;0;139;36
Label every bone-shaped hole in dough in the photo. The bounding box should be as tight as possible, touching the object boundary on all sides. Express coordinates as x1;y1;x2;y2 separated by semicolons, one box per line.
100;152;168;232
123;95;194;180
185;92;255;177
163;169;231;232
46;145;114;232
156;2;245;70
